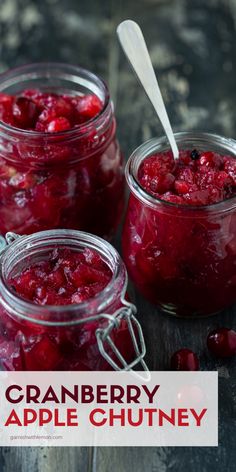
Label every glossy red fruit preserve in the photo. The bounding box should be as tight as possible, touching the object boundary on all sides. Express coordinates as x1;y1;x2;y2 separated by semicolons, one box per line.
0;90;103;131
170;349;199;371
122;133;236;317
8;247;112;306
0;64;125;238
0;231;135;371
138;149;236;205
207;328;236;358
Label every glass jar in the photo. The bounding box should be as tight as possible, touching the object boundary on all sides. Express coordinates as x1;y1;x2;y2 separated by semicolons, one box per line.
0;230;147;372
0;63;125;238
122;132;236;317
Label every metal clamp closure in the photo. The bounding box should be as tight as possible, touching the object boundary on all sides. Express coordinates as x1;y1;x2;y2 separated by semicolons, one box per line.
0;232;22;255
0;232;149;379
96;301;149;377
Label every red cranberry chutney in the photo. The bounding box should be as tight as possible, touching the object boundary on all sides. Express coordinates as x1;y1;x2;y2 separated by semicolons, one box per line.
138;149;236;205
8;247;112;305
0;90;102;131
0;247;132;371
123;142;236;317
0;84;124;238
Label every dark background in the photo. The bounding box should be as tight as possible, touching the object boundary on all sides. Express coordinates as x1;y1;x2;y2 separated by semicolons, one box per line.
0;0;236;471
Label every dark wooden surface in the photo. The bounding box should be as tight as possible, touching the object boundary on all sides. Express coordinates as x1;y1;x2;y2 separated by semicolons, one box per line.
0;0;236;470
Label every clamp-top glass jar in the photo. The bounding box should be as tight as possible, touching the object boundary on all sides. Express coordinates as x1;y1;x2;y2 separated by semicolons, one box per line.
122;132;236;317
0;230;147;372
0;63;125;238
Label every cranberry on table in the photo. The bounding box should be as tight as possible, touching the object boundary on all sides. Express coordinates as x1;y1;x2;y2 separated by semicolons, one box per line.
207;328;236;358
171;349;200;371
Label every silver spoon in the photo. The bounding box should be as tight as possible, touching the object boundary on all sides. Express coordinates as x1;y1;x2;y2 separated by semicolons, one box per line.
117;20;179;160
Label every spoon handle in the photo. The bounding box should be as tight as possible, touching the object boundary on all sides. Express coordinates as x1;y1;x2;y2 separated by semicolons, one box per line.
117;20;179;159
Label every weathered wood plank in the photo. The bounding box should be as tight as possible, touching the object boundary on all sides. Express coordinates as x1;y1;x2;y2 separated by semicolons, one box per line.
0;447;92;472
39;448;92;472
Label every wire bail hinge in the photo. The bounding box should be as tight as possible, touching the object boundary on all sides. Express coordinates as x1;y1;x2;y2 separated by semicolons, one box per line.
96;303;149;378
0;232;22;256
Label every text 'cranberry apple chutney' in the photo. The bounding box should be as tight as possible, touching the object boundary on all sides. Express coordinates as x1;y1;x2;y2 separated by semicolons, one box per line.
0;63;125;238
122;133;236;317
0;230;143;371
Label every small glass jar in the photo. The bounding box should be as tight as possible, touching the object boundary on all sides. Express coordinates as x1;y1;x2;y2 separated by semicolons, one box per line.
0;63;125;238
122;132;236;317
0;230;147;372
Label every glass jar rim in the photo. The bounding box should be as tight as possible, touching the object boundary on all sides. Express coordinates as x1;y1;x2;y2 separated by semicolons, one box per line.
126;131;236;213
0;62;112;143
0;229;127;326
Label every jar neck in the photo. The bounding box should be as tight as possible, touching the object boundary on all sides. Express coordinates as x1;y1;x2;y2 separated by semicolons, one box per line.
0;230;127;326
0;63;115;165
126;131;236;215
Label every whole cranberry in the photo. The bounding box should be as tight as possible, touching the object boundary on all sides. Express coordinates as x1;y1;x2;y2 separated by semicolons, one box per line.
47;117;71;133
13;97;38;128
171;348;199;371
207;328;236;358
